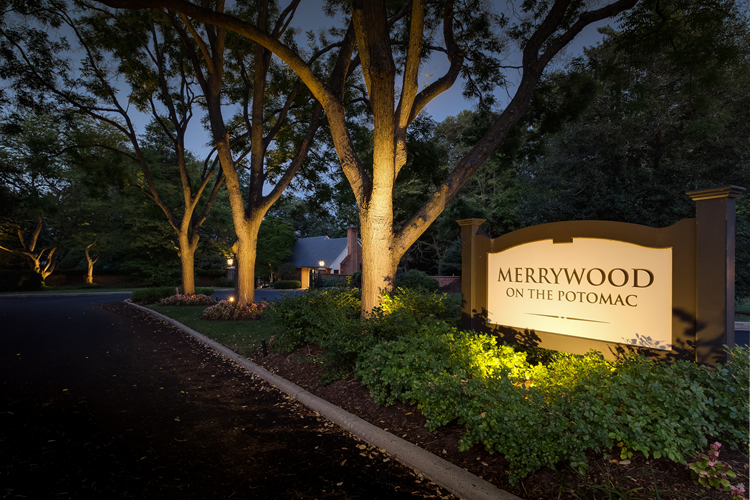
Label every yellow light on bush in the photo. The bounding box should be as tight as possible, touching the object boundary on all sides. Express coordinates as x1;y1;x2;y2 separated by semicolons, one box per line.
229;296;235;303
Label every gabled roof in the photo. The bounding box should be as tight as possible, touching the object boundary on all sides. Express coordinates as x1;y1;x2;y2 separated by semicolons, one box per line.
290;235;348;269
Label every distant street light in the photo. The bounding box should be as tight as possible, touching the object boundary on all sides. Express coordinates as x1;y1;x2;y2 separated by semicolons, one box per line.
226;257;235;281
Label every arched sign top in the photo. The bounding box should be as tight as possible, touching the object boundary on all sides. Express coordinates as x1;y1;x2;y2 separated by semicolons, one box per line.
484;219;690;254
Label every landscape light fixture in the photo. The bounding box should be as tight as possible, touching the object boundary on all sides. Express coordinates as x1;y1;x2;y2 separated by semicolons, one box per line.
318;260;325;268
227;257;234;266
229;296;235;303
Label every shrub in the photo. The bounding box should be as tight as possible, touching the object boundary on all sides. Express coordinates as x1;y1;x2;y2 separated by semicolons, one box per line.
199;299;268;320
131;286;214;304
378;287;461;326
271;280;301;289
267;288;361;353
321;277;347;288
158;294;216;306
394;269;438;292
216;277;234;288
355;323;750;481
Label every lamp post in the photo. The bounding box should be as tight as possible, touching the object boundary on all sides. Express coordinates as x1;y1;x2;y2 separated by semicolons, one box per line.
226;257;235;281
315;260;325;289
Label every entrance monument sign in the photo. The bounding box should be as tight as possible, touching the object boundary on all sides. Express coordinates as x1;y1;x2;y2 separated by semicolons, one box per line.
459;186;745;365
487;239;673;350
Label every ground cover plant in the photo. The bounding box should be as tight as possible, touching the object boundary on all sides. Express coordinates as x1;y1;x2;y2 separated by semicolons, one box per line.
268;288;750;482
159;294;216;306
199;300;268;321
130;286;214;304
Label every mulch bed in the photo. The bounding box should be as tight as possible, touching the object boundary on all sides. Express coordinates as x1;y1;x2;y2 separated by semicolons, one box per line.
250;345;749;500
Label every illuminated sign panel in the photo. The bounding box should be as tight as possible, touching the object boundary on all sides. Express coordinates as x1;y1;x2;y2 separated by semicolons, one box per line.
487;238;673;350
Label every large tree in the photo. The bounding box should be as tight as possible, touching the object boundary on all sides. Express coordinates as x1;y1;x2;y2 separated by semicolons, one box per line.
98;0;639;313
0;1;224;294
157;0;352;304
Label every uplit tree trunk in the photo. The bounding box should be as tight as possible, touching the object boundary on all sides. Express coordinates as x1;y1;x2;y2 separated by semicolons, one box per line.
175;230;199;295
0;214;57;285
359;209;398;313
233;221;261;304
84;240;99;285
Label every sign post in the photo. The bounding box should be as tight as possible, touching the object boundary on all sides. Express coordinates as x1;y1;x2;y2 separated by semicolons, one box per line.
687;186;745;365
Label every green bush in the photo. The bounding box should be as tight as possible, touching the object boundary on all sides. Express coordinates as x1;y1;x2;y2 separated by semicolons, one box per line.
271;280;301;289
320;277;347;288
269;288;460;380
267;288;361;354
356;325;750;481
131;286;214;304
216;277;234;288
395;269;438;292
379;287;461;326
267;285;750;480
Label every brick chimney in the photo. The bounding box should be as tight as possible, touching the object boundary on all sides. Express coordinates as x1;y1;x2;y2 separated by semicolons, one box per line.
343;226;362;275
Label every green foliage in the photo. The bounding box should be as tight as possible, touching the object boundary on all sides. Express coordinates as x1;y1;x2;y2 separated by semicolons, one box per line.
267;288;362;355
216;277;234;288
271;280;301;289
255;217;297;280
394;270;439;293
130;286;214;304
355;327;750;481
379;288;461;327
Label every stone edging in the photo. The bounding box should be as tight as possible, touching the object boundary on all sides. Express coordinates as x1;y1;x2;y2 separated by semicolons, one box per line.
125;300;522;500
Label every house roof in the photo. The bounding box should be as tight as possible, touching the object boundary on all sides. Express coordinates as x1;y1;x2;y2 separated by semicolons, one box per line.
290;236;348;269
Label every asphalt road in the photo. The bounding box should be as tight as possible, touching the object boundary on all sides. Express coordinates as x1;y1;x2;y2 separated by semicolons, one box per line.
0;294;452;499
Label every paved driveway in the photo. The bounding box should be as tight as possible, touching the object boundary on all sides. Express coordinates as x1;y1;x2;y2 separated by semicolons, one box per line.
0;295;450;499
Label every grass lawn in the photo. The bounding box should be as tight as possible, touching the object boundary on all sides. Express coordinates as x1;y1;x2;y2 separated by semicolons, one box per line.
149;304;282;358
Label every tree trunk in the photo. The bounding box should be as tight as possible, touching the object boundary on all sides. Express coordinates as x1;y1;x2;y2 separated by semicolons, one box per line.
234;220;261;304
359;189;397;314
85;241;98;285
177;232;197;295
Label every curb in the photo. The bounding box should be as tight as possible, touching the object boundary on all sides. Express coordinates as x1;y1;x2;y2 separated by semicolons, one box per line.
126;301;522;500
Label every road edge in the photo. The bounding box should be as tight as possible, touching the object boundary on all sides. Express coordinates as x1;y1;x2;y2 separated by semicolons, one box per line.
125;300;522;500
